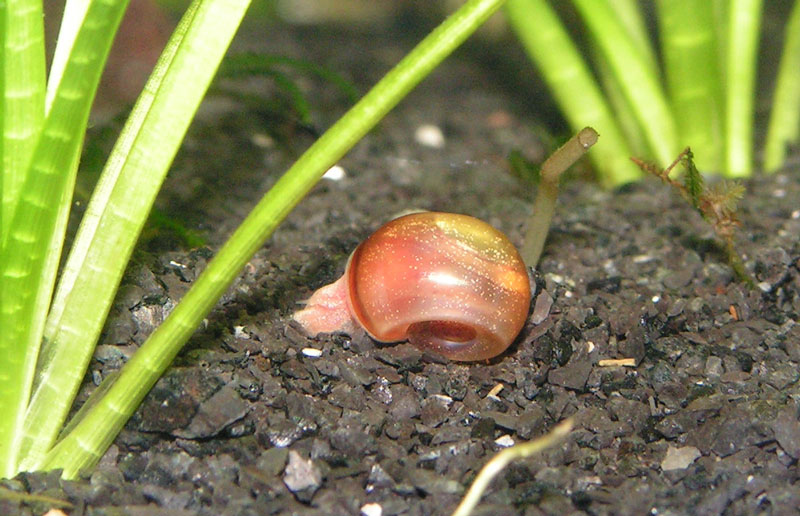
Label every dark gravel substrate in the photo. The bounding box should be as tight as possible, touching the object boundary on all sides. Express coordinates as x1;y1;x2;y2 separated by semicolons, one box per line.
3;13;800;516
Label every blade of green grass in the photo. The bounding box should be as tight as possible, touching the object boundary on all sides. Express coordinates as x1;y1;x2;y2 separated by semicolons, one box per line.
764;0;800;172
17;0;205;472
506;0;640;186
0;3;5;237
712;0;729;81
0;0;129;477
40;0;509;479
591;47;649;158
571;0;679;167
46;0;90;111
657;0;723;173
594;0;659;159
2;0;46;241
724;0;763;177
607;0;659;77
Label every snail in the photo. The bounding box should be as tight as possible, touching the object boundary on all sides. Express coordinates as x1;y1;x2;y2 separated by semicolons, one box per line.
292;212;531;361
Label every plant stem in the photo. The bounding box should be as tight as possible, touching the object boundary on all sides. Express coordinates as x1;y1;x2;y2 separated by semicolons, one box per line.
522;127;598;267
39;0;510;479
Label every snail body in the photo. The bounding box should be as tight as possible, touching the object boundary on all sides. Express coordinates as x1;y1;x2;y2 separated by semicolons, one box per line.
292;212;531;361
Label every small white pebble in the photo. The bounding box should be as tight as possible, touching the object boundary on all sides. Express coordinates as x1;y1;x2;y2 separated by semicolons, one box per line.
302;347;323;357
757;281;772;292
431;394;453;406
651;295;661;304
772;188;786;198
361;503;383;516
660;445;701;471
251;132;274;148
276;0;325;24
169;260;187;269
494;435;515;447
633;254;655;264
792;209;800;219
414;124;445;148
586;341;595;353
564;291;574;298
323;165;346;181
233;326;248;339
602;259;618;275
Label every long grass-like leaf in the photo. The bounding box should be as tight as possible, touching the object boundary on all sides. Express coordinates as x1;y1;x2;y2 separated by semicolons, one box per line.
571;0;678;167
40;0;509;479
46;0;90;111
657;0;723;173
724;0;763;177
506;0;639;186
764;0;800;172
607;0;659;77
588;0;653;159
0;4;5;236
595;0;659;159
17;0;200;472
0;0;129;476
2;0;46;241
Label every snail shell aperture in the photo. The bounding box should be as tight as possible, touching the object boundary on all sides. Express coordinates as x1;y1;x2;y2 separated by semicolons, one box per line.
292;212;531;361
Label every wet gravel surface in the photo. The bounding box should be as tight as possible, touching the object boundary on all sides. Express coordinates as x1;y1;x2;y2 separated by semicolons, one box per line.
3;16;800;516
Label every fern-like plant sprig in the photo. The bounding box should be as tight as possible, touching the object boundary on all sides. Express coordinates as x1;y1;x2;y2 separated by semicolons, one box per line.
632;148;752;286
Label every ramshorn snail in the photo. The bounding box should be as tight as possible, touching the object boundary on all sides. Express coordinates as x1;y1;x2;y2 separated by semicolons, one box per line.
292;212;531;361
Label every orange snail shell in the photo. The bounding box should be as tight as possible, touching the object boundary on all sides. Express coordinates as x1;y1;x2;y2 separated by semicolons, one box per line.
292;212;532;361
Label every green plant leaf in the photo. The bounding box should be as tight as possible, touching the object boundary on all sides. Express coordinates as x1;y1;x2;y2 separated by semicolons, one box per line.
40;0;509;479
16;0;241;472
0;0;129;477
2;0;46;241
571;0;679;167
724;0;763;177
657;0;723;173
764;0;800;172
681;148;704;210
506;0;640;186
